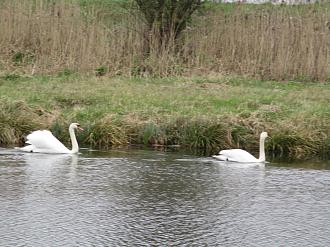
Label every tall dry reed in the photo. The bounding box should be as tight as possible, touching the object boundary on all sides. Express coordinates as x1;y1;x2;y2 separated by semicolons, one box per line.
0;0;329;80
0;0;146;75
185;4;330;81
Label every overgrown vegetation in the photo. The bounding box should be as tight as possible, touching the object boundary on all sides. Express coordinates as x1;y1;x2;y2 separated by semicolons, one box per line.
0;0;329;158
0;100;51;145
134;0;202;41
0;0;329;80
0;75;329;158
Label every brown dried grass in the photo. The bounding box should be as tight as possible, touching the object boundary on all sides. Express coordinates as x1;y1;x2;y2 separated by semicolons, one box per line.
0;1;329;80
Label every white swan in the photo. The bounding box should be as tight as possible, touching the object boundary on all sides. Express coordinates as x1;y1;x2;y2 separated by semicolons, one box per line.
213;132;268;163
18;123;83;154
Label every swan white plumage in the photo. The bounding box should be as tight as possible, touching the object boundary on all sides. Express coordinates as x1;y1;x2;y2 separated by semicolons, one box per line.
18;123;83;154
213;132;268;163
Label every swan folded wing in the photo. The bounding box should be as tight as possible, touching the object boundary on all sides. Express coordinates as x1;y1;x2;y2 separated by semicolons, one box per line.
212;154;236;162
19;145;34;152
25;130;70;153
219;149;258;163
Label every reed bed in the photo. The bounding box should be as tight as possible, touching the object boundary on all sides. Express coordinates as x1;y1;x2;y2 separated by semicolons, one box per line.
188;3;330;81
0;0;329;80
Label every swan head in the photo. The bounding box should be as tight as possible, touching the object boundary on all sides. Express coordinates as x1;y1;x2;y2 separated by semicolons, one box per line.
69;123;84;131
260;132;268;139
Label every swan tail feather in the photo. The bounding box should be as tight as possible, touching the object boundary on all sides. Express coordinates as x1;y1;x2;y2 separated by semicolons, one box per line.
18;145;35;152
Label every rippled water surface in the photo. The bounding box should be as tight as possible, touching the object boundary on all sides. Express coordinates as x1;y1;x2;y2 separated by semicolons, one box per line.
0;148;330;246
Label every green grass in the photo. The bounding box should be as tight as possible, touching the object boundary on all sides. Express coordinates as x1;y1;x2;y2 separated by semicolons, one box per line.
0;74;329;158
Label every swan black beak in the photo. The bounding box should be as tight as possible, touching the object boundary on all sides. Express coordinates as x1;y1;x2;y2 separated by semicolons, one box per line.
76;124;84;131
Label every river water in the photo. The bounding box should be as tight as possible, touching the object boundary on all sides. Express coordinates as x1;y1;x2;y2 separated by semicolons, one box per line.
0;147;329;246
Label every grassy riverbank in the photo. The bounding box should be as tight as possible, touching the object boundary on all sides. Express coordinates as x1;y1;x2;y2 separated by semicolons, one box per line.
0;74;329;158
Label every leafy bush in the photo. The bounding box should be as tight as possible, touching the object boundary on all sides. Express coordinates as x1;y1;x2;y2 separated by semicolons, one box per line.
95;66;108;76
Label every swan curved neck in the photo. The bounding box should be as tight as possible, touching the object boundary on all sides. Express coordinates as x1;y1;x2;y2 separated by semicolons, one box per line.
258;136;266;162
69;126;79;154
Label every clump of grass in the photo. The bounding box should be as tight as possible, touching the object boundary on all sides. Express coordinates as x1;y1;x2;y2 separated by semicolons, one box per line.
322;137;330;157
85;115;232;154
132;117;229;154
0;100;48;145
136;118;186;147
268;132;321;159
182;119;227;154
229;125;256;149
139;122;166;146
87;115;129;148
161;117;186;146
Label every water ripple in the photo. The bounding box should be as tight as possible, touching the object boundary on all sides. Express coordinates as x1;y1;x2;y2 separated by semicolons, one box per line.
0;148;329;246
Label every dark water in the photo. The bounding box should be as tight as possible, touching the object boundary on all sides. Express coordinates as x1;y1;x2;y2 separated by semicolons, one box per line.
0;148;329;247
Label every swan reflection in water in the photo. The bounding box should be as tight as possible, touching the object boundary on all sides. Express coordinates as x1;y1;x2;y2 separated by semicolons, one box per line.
23;153;78;166
213;160;267;168
22;153;78;183
199;156;267;168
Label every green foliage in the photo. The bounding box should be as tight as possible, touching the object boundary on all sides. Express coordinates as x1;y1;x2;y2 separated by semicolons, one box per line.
230;126;254;148
322;137;330;157
183;119;226;154
87;115;129;148
162;117;185;145
12;52;24;65
134;0;202;40
49;120;73;144
95;66;108;76
140;122;165;145
268;132;320;158
1;74;21;81
12;52;35;66
58;69;75;77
